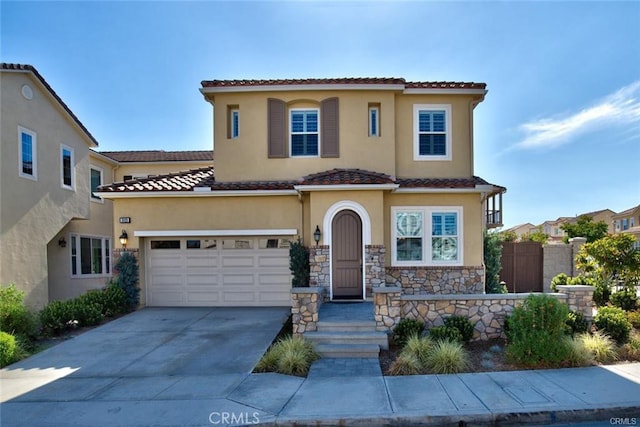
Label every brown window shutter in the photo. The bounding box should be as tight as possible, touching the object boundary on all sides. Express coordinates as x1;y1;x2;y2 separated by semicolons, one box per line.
268;98;286;158
321;97;339;158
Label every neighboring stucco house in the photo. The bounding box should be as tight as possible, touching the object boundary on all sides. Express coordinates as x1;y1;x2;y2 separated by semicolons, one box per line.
502;223;536;240
0;63;112;308
100;150;213;182
98;77;506;307
613;205;640;248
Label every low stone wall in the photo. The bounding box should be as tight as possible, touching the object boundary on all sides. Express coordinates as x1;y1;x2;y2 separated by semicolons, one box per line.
291;287;325;336
374;286;594;341
385;266;485;295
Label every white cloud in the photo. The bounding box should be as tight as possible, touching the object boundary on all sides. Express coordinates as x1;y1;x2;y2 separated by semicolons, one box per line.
515;80;640;149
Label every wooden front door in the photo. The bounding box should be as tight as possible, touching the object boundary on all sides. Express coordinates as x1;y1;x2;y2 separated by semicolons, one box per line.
331;210;363;299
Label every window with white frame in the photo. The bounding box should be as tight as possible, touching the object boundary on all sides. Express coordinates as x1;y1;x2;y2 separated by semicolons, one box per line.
290;109;319;156
369;105;380;137
70;235;111;276
392;207;463;266
231;109;239;138
413;104;452;161
623;218;629;230
90;166;103;201
18;126;37;180
61;145;74;190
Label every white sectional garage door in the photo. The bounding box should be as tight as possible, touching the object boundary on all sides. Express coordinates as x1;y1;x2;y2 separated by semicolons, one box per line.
146;237;291;307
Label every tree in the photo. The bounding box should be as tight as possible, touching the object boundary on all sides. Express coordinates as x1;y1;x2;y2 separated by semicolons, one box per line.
499;230;518;242
576;233;640;287
484;231;506;293
560;215;608;243
521;227;549;245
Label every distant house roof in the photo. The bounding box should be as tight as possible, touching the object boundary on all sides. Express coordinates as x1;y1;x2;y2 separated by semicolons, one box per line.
1;63;99;147
98;167;505;195
99;150;214;163
612;205;640;219
201;78;486;92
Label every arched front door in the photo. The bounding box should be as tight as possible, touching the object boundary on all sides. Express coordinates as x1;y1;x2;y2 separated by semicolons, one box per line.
331;210;363;299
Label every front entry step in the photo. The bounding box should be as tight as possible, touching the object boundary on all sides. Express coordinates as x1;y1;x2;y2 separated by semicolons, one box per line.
314;343;380;358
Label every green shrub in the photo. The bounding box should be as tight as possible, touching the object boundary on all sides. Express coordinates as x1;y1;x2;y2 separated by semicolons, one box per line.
388;352;422;376
565;310;590;336
113;252;140;309
619;331;640;361
40;300;75;335
594;306;632;344
565;335;594;367
610;288;638;311
101;284;129;317
425;340;470;374
568;275;596;287
289;239;310;287
0;331;19;367
550;273;570;292
593;278;612;307
443;315;475;342
0;284;39;339
403;335;433;368
505;294;571;367
627;310;640;330
393;318;424;347
428;325;463;343
71;301;103;327
255;336;318;376
484;231;505;294
578;331;617;364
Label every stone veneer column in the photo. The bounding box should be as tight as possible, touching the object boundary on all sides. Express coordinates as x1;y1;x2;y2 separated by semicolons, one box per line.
309;245;330;298
291;287;325;336
373;286;402;331
556;284;595;321
365;245;386;297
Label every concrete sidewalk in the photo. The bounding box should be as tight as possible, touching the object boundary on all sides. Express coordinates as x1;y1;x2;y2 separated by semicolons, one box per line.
3;360;640;426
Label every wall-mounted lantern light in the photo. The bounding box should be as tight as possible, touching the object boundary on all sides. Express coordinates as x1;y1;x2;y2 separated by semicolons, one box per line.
313;225;321;246
119;230;129;249
58;237;67;248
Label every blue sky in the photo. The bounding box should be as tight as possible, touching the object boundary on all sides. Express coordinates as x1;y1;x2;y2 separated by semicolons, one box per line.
2;1;639;228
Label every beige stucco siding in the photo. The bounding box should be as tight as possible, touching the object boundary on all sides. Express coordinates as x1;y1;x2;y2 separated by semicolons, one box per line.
306;190;385;246
111;195;302;250
394;94;476;179
209;90;397;181
384;193;484;266
1;72;96;308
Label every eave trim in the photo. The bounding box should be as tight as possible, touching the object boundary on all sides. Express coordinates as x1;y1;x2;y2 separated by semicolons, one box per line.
294;184;399;192
135;229;298;237
96;189;299;199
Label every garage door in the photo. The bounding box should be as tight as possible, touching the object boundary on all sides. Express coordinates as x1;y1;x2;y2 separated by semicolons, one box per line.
146;237;292;307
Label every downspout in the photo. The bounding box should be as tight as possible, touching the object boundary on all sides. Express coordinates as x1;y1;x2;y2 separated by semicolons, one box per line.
297;191;304;243
468;97;483;177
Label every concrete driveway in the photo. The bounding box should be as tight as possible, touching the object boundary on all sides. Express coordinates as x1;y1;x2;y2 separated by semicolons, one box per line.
1;307;290;426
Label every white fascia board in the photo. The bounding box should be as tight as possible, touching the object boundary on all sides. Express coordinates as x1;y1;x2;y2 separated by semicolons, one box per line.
393;187;483;194
294;184;399;192
403;88;488;96
96;190;298;199
134;229;298;237
200;84;406;94
116;161;212;166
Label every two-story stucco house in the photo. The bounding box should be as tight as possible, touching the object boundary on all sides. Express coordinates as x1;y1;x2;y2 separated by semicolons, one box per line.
0;63;116;308
98;77;505;308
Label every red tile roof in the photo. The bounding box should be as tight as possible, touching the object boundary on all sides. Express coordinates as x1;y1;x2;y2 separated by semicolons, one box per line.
99;167;215;192
99;168;505;194
300;169;394;185
397;176;504;190
1;63;100;147
100;150;214;163
201;78;486;90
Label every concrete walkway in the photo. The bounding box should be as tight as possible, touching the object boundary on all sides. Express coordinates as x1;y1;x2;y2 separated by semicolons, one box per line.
2;308;640;426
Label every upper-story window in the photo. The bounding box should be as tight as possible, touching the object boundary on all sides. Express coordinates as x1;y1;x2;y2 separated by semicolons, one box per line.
18;126;37;180
61;145;74;190
368;104;380;137
290;109;319;157
622;218;629;230
227;105;239;139
413;104;452;161
90;166;103;201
